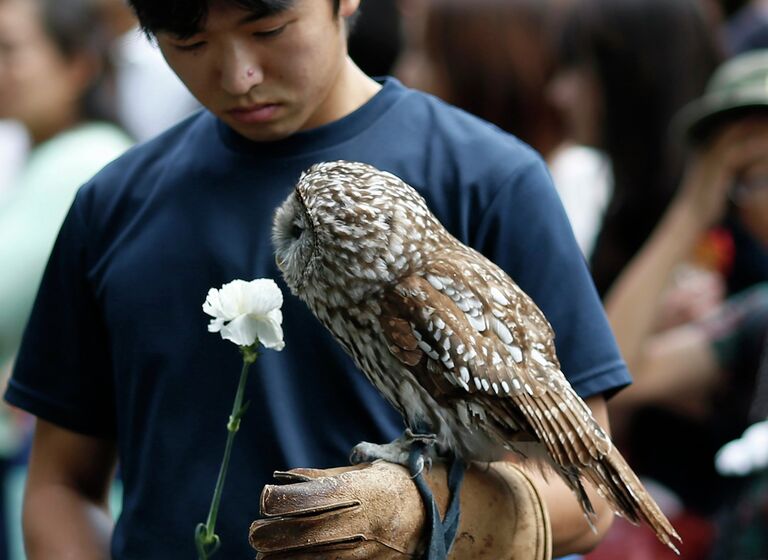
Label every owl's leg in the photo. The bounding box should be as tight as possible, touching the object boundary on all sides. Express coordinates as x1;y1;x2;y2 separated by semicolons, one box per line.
348;428;437;471
410;447;466;560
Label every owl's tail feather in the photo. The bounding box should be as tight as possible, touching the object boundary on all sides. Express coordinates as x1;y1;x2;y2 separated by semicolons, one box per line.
588;446;681;554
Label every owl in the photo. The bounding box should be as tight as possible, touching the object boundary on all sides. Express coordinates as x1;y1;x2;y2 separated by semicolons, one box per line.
272;160;680;551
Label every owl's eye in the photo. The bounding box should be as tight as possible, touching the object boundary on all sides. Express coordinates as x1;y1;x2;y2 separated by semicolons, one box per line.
290;223;304;239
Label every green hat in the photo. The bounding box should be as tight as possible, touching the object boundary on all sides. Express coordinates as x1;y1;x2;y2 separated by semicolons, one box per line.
675;49;768;144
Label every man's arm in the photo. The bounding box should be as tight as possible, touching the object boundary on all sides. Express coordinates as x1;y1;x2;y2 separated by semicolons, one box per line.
23;419;117;559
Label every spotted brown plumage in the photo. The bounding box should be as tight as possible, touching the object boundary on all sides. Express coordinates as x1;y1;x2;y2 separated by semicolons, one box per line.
272;160;681;552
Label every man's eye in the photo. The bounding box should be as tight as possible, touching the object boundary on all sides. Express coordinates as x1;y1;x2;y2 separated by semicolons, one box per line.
291;224;304;239
174;41;206;52
253;25;287;38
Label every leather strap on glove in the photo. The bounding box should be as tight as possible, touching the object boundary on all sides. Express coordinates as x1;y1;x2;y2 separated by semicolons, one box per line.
249;460;552;559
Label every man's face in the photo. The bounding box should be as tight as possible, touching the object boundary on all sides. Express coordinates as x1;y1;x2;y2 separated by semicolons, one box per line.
157;0;357;142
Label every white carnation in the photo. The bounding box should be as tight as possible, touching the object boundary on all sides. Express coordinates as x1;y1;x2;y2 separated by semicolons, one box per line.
203;278;285;350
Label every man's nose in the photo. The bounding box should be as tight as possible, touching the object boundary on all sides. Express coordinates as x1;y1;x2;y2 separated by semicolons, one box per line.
220;45;264;96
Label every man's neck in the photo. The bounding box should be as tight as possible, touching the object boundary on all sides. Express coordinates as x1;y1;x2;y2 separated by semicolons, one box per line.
302;57;382;131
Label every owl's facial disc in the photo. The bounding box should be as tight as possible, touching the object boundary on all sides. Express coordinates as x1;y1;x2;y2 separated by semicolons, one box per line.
271;192;316;294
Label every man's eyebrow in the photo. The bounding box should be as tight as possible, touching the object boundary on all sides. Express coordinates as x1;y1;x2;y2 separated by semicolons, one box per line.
238;3;294;25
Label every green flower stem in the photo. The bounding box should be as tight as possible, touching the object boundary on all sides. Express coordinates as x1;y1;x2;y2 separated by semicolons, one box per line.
196;345;259;560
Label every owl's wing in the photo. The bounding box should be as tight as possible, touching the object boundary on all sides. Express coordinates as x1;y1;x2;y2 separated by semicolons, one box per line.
378;254;612;470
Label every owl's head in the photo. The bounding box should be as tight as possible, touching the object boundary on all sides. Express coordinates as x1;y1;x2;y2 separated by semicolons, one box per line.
272;161;441;304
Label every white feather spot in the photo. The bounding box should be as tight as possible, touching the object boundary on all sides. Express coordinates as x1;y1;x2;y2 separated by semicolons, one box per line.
459;366;470;383
531;349;549;367
481;379;490;392
502;381;511;393
511;345;523;363
491;317;514;345
525;384;534;396
490;286;510;306
426;274;444;291
457;299;472;312
492;382;499;394
474;377;483;391
467;315;486;332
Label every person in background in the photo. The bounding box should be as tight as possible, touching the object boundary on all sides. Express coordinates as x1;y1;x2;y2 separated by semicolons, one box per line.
0;0;132;371
585;46;768;560
0;0;132;556
547;1;734;557
395;0;611;258
550;0;724;298
94;0;199;142
395;0;563;158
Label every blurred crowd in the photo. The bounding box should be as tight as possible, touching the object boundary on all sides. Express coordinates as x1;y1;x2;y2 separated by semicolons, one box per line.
1;0;768;558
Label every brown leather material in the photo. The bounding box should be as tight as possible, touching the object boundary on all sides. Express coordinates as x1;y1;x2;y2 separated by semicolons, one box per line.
249;461;552;560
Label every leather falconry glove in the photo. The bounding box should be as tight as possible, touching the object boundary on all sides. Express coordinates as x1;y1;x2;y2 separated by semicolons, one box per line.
249;460;552;560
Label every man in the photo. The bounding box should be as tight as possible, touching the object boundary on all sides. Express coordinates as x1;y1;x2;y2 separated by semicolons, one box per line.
6;1;631;558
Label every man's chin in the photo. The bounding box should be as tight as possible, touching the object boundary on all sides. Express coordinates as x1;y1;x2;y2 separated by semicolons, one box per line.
225;119;299;143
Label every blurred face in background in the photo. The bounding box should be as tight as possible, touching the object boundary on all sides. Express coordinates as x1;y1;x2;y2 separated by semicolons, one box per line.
0;0;90;143
548;64;603;147
732;156;768;247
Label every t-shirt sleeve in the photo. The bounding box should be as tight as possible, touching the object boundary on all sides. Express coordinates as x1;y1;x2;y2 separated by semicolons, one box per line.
473;155;631;399
4;189;116;437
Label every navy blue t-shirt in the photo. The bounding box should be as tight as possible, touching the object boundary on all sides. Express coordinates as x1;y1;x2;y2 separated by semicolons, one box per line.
6;78;630;559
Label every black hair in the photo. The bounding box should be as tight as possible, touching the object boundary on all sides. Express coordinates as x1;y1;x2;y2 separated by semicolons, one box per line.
128;0;341;38
557;0;723;294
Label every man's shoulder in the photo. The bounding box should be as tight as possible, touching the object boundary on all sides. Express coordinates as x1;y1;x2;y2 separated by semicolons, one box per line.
103;109;208;171
399;85;543;171
78;111;210;199
384;83;547;195
68;110;216;238
398;85;532;152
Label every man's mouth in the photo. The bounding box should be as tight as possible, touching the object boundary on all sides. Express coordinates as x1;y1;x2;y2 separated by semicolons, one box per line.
226;103;280;124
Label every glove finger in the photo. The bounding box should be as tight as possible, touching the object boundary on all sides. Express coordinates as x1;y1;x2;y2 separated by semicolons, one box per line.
261;477;361;517
250;506;365;553
271;464;365;484
271;469;326;484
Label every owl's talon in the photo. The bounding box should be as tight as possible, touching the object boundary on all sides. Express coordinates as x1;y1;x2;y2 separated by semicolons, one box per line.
409;454;433;479
349;441;410;466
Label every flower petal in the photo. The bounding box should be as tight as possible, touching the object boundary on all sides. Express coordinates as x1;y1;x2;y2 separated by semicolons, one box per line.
202;288;225;318
219;314;260;347
244;279;284;316
207;318;226;333
253;315;285;351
